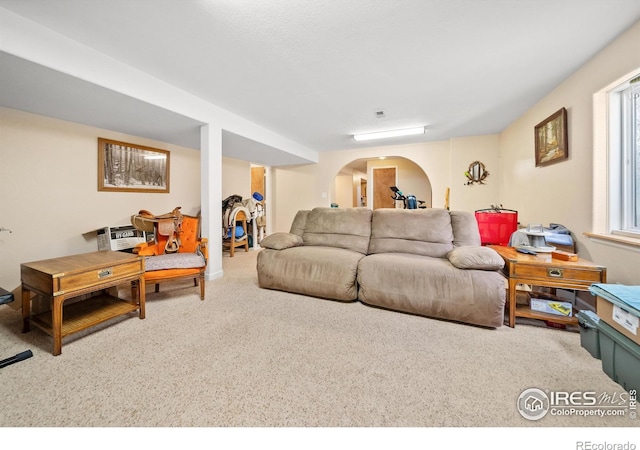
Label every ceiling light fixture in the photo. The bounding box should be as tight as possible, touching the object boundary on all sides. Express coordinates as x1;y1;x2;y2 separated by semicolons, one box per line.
353;126;425;142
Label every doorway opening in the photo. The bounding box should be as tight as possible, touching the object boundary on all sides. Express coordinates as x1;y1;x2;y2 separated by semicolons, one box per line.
331;157;432;209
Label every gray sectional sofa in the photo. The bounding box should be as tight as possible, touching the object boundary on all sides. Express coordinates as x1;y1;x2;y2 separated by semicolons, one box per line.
256;207;507;328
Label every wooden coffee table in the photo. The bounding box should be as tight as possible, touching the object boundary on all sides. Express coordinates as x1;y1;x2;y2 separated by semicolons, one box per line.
21;251;145;355
488;246;606;328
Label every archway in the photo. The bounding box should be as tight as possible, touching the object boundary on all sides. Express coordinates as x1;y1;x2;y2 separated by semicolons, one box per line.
331;156;432;209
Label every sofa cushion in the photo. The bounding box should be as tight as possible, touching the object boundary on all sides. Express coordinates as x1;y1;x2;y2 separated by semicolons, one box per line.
450;210;482;247
368;208;454;258
257;246;364;301
357;253;506;328
447;246;504;270
144;253;205;271
260;232;304;250
302;207;372;255
289;210;310;236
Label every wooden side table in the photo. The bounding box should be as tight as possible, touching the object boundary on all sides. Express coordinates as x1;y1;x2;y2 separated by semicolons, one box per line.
488;246;606;328
21;251;145;355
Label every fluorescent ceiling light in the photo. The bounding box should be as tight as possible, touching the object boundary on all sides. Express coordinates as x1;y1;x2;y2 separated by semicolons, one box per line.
353;126;425;141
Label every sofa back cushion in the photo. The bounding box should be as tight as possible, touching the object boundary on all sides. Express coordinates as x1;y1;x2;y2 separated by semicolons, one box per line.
302;207;372;254
368;208;455;258
450;210;482;247
289;210;310;236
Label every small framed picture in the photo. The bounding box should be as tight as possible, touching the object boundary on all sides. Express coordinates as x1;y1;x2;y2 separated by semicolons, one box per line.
534;107;568;167
98;138;170;193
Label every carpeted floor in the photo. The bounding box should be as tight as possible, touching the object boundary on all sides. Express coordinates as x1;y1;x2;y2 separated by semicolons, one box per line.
0;249;633;429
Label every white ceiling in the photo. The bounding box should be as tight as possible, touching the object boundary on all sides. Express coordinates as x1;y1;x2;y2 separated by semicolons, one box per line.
2;0;640;162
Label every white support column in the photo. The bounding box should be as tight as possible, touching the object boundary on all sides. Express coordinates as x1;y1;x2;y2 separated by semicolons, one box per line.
201;124;223;280
265;166;273;236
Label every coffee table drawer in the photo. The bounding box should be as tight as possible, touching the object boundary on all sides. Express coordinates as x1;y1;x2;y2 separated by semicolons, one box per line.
57;260;143;293
513;264;604;283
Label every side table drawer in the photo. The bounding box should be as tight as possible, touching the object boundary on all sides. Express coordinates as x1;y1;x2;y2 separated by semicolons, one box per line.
513;264;604;283
58;260;143;293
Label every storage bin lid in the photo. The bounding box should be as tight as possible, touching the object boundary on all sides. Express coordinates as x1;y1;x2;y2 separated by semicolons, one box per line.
576;310;600;328
589;284;640;316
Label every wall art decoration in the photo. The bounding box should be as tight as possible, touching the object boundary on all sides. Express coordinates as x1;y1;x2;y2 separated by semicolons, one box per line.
98;138;170;193
465;161;489;185
534;107;568;167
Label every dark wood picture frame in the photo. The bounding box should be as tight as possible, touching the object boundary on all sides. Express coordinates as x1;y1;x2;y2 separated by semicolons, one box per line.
98;138;170;193
534;107;568;167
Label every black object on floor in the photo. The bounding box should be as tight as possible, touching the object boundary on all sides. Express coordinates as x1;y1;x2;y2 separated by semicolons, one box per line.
0;350;33;369
0;286;14;305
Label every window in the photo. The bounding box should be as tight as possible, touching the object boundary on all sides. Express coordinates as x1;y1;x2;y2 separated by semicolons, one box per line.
589;68;640;248
620;80;640;233
610;74;640;238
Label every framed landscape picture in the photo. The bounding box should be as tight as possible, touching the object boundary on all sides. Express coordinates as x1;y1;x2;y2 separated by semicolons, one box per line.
98;138;170;193
534;107;568;167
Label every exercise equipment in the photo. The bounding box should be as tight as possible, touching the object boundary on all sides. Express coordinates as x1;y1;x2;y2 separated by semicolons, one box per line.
390;186;426;209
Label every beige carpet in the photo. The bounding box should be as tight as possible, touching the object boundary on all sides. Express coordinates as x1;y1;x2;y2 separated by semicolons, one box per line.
0;249;633;429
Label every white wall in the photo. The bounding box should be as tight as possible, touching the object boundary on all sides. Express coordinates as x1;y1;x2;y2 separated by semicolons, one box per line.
0;108;262;291
451;135;501;213
0;107;201;290
331;174;353;208
351;169;368;208
271;137;501;232
272;163;319;233
330;167;369;208
498;20;640;284
221;157;251;200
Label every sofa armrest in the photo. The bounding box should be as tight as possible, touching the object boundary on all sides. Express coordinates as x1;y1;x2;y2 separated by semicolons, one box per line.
448;246;505;270
260;232;304;250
